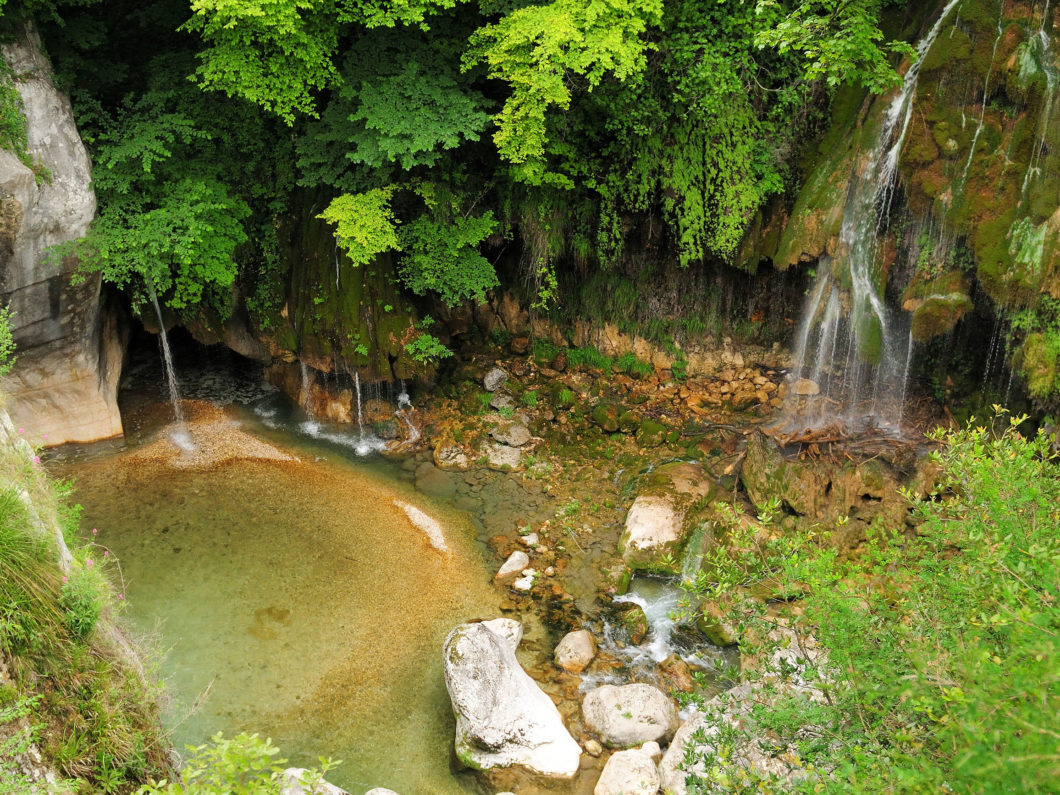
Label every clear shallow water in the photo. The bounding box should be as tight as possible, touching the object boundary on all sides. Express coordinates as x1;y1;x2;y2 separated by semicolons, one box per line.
55;411;498;795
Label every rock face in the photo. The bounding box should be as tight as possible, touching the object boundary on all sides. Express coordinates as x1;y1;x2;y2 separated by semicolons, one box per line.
740;431;908;548
594;747;660;795
0;23;122;445
582;684;678;748
443;618;582;778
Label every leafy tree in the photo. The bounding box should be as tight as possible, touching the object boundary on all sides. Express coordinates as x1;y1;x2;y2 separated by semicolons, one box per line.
317;186;401;267
399;210;498;304
466;0;662;181
754;0;915;91
182;0;466;122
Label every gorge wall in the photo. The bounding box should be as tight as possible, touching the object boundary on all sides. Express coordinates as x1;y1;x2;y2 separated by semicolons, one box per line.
0;23;123;444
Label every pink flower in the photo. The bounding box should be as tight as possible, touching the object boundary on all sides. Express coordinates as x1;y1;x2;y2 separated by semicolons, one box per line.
61;576;68;584
17;427;23;433
117;594;124;600
41;434;47;439
103;550;109;558
92;528;98;536
85;558;93;568
32;455;40;465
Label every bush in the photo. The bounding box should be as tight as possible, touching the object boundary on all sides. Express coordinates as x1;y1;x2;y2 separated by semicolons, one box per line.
678;409;1060;792
137;732;339;794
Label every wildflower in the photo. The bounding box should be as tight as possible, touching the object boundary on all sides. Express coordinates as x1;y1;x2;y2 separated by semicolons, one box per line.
103;550;109;558
92;528;98;536
17;427;23;433
32;455;40;465
85;558;93;567
118;594;124;600
61;576;68;584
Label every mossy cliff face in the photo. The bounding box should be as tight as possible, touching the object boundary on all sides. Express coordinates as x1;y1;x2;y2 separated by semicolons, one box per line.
256;193;426;382
769;0;1059;400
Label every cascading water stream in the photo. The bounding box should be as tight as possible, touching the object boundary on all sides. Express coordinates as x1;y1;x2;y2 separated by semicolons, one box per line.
395;380;420;444
354;371;365;439
1020;4;1058;196
782;0;963;435
299;361;314;415
959;4;1006;188
148;286;194;450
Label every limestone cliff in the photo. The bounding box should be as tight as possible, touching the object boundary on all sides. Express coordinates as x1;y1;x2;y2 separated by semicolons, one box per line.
0;23;122;444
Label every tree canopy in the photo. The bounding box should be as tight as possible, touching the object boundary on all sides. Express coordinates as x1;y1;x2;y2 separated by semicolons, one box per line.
11;0;914;316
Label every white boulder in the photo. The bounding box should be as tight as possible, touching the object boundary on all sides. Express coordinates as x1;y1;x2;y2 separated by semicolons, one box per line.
443;619;582;778
582;684;678;748
594;747;660;795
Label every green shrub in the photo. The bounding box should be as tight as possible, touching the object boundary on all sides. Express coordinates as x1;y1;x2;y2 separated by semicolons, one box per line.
59;566;103;640
404;331;452;364
137;732;339;794
679;409;1060;792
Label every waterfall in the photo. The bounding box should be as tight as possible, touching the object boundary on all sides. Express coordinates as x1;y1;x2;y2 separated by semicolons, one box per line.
1020;6;1058;197
781;0;962;436
354;371;365;438
299;361;314;415
959;4;1005;188
148;286;194;450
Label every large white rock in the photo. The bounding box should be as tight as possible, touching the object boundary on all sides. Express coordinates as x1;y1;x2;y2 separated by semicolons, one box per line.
443;618;581;778
554;629;596;673
582;684;678;748
0;23;124;445
594;747;660;795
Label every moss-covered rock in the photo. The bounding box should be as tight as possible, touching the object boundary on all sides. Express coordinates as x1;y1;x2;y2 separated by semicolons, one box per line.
592;403;621;432
635;418;666;447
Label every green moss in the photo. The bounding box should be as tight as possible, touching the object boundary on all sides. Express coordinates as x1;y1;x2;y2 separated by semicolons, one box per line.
635;419;666;447
1017;332;1060;397
856;312;884;365
591;403;620;432
911;293;974;342
920;29;973;74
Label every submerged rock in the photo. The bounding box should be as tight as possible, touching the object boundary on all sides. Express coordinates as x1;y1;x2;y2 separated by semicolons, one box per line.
553;629;596;673
594;747;660;795
582;683;678;748
443;619;582;778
